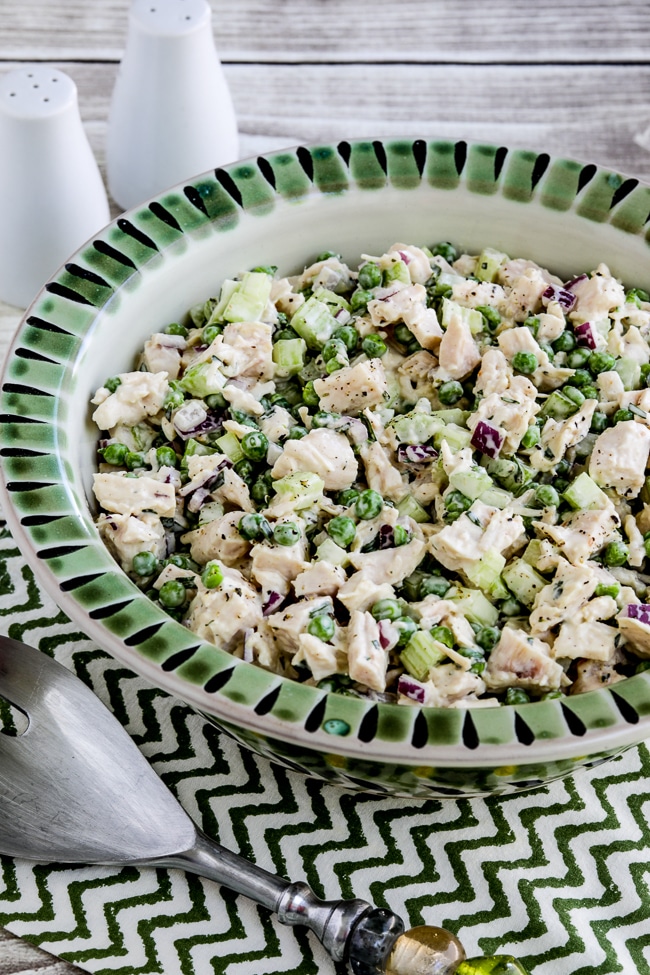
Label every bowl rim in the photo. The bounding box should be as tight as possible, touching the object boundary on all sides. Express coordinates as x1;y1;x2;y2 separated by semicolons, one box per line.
2;134;650;775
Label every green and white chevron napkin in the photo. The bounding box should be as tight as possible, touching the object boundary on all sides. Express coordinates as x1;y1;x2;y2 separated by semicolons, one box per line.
1;524;649;975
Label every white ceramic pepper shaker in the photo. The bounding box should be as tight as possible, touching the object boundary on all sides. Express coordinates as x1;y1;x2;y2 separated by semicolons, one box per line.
0;67;110;309
106;0;239;211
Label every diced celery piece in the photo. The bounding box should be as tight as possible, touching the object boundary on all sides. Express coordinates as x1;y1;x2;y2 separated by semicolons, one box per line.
313;286;351;313
383;259;410;286
215;431;244;465
475;247;508;283
272;338;307;378
179;360;227;398
400;631;448;681
502;558;547;608
180;438;216;475
563;471;610;510
223;271;273;323
478;486;512;509
389;410;445;445
449;466;494;501
207;279;239;324
434;423;473;452
465;549;507;598
431;408;470;425
315;538;350;567
272;471;325;510
449;587;499;626
290;295;339;349
397;494;430;523
441;298;484;335
198;500;225;525
614;356;641;391
522;539;547;568
539;389;580;420
437;271;465;289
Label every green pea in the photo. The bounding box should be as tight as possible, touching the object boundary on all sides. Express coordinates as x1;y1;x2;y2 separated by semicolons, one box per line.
332;324;359;352
240;430;269;463
251;264;277;275
431;625;454;648
476;304;501;332
302;381;320;406
590;411;608;433
156;445;177;468
350;289;374;311
501;596;524;617
475;626;500;651
234;459;256;483
588;350;616;375
238;513;272;541
325;357;345;374
164;381;185;409
287;425;308;440
273;521;302;547
202;324;222;344
165;554;196;571
566;347;592;369
132;551;158;576
158;579;187;608
165;322;188;337
100;442;129;466
323;338;348;362
568;368;593;389
438;380;464;405
523;315;540;338
355;489;384;520
125;451;145;470
201;560;224;588
554;478;569;494
371;598;403;622
337;488;361;506
274;327;300;342
315;250;340;262
552;331;576;353
393;525;411;547
418;575;451;599
613;408;635;424
505;687;531;705
444;490;472;516
394;323;414;346
640;362;650;387
512;351;538;375
307;613;336;642
358;261;382;290
520;424;540;449
395;617;418;647
327;515;356;548
535;484;560;508
602;541;629;567
594;581;621;598
104;376;122;393
312;410;342;429
431;241;457;262
362;334;388;358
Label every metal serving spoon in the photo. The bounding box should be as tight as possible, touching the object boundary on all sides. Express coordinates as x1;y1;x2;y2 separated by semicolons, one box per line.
0;636;529;975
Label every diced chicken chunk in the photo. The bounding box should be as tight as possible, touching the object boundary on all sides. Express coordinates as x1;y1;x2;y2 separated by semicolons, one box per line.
182;510;250;567
535;505;621;565
437;306;481;380
429;503;525;576
348;538;426;587
142;333;185;379
529;559;599;635
314;358;388;415
266;597;333;653
185;567;263;651
589;421;650;498
530;400;597;472
553;619;619;662
346;610;388;691
93;472;176;517
206;321;274;381
568;264;626;323
468;374;539;454
358;441;407;502
271;428;358;490
97;511;166;572
293;561;347;598
336;573;396;613
250;537;309;599
91;371;168;431
293;633;347;681
400;665;488;708
484;625;564;693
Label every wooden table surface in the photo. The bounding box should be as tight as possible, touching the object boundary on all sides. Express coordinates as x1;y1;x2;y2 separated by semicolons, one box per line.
2;1;650;971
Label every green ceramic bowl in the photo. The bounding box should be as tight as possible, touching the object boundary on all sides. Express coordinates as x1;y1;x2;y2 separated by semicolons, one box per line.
3;137;650;799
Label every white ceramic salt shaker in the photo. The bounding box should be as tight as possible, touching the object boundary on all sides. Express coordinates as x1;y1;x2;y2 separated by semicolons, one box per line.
0;67;110;309
106;0;239;210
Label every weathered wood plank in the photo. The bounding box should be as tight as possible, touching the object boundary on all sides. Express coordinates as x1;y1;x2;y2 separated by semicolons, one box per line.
0;928;77;974
2;0;650;63
1;60;649;185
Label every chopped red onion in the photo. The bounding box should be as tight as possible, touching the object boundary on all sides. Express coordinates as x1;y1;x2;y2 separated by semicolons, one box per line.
398;250;412;265
470;420;504;459
564;273;588;291
542;285;577;311
174;407;224;441
262;591;284;616
377;619;400;651
625;603;650;626
186;486;211;513
344;417;369;444
378;525;395;549
397;443;438;464
179;458;230;496
157;333;187;350
573;321;597;350
398;674;426;704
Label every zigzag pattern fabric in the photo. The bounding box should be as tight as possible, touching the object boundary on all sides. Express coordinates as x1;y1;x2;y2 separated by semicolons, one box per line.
0;525;649;975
